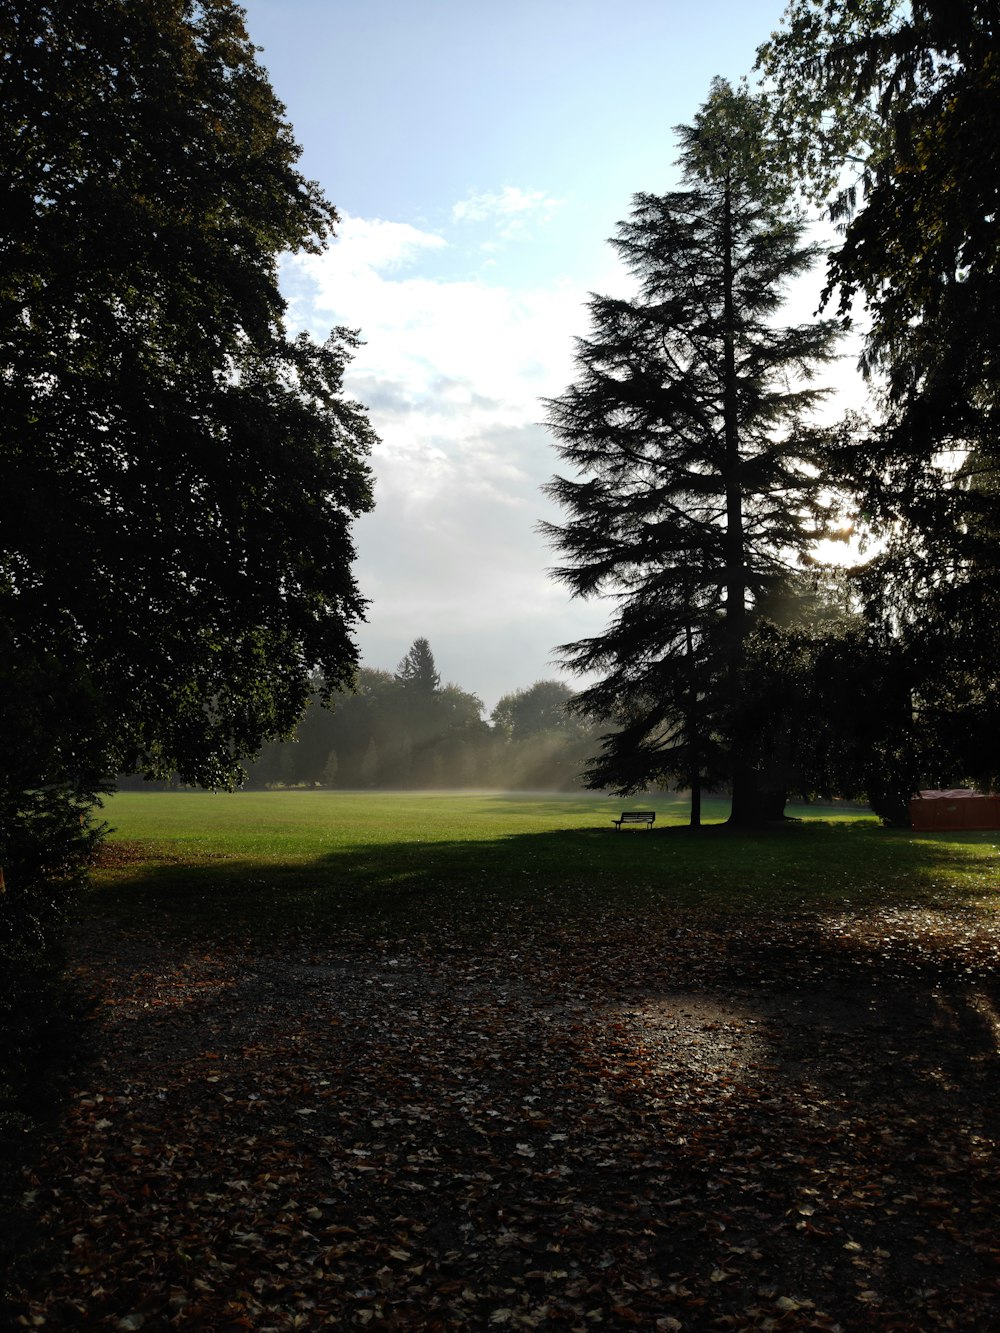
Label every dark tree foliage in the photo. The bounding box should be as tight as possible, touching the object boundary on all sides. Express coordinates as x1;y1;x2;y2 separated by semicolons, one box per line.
489;680;606;790
237;664;604;792
846;455;1000;813
768;620;915;825
760;0;1000;524
759;1;1000;803
491;680;576;741
0;0;376;1125
394;638;442;696
760;1;1000;433
243;655;491;791
543;80;841;825
0;0;376;882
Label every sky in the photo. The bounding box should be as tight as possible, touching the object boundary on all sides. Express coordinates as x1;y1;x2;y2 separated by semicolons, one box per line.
241;0;866;712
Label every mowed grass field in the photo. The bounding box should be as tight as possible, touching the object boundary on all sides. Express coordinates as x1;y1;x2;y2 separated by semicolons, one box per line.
26;792;999;1329
89;789;1000;935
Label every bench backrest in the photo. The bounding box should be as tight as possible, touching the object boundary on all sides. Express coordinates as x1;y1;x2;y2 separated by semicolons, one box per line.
620;811;655;821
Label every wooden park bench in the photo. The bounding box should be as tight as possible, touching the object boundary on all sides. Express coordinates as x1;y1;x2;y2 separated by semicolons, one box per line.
612;811;656;830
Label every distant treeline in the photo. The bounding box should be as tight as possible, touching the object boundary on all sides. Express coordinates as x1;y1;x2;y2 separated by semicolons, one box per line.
119;640;606;792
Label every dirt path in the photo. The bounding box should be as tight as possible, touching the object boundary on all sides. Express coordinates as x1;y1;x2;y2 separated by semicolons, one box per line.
9;908;1000;1330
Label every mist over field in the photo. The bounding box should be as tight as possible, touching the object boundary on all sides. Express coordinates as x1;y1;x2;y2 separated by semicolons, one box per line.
117;644;611;795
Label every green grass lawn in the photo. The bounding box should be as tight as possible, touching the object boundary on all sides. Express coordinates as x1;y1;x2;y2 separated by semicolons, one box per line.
88;789;1000;937
26;790;1000;1330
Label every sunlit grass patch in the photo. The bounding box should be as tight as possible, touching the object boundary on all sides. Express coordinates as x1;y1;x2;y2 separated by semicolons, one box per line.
82;791;1000;942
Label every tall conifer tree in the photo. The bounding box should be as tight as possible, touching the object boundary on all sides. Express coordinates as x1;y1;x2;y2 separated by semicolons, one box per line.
543;80;841;824
394;638;442;696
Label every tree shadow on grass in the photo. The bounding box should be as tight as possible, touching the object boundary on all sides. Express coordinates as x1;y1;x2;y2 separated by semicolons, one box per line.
87;818;997;935
41;821;1000;1328
86;820;1000;1130
85;820;1000;1142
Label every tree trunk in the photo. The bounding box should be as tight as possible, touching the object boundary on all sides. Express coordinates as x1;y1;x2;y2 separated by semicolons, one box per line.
684;609;702;829
729;766;788;825
866;784;911;827
689;774;702;828
721;177;746;658
720;176;754;827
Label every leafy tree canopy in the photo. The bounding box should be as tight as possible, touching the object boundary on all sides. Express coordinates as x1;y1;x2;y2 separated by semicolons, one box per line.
758;1;1000;437
0;0;377;821
759;2;1000;811
0;0;379;916
491;680;578;741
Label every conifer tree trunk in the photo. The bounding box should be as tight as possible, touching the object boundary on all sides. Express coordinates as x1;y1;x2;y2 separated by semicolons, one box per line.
720;178;765;826
690;776;703;829
685;615;702;829
718;178;787;826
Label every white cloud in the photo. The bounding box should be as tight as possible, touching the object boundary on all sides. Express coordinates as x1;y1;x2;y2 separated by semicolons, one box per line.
280;206;610;702
349;420;608;706
326;214;448;275
451;185;561;228
280;202;866;706
284;212;587;446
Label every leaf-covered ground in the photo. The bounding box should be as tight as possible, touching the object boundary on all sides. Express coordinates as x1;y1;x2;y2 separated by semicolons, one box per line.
10;898;1000;1331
